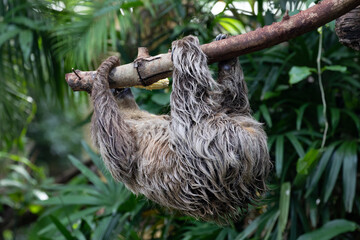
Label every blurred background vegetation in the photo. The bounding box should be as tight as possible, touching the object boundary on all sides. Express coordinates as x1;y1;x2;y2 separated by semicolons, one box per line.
1;0;359;239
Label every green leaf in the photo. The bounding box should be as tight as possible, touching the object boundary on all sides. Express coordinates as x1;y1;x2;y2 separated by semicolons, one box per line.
0;179;26;189
235;209;278;240
49;215;75;240
330;108;340;131
342;109;360;132
294;148;320;187
37;195;101;206
259;104;272;127
0;25;21;46
38;207;100;236
342;141;357;212
323;143;346;202
323;65;347;73
306;143;338;197
68;155;107;192
297;219;357;240
306;0;316;7
102;213;122;240
81;141;115;184
289;66;315;85
296;104;309;130
19;30;33;61
277;182;291;240
81;141;103;170
286;133;305;158
0;152;45;178
263;210;280;240
218;18;246;35
275;135;284;178
151;92;170;105
262;91;280;100
296;148;319;175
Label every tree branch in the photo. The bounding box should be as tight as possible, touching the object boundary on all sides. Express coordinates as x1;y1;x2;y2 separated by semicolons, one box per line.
65;0;360;92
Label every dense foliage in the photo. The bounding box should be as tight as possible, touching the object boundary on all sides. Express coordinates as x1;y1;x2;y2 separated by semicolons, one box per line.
1;0;359;239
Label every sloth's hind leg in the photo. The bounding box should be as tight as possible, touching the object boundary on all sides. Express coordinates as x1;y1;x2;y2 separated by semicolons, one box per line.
216;34;250;115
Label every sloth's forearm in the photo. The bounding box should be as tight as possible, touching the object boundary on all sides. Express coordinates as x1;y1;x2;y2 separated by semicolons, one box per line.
91;98;137;183
91;57;138;186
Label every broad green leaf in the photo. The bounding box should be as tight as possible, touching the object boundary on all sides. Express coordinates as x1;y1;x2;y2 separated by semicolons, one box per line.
330;108;340;131
306;143;338;197
0;152;44;177
218;17;246;35
306;0;316;7
259;104;272;127
296;148;319;175
342;141;357;212
0;179;26;189
8;16;47;30
68;155;107;193
307;196;318;228
327;20;336;31
262;91;281;100
294;148;320;186
72;230;87;240
215;229;228;240
49;215;75;240
0;25;21;46
342;109;360;132
9;165;35;184
151;92;171;105
296;104;309;130
277;182;291;240
19;30;33;61
268;136;276;151
235;209;278;240
289;66;315;85
102;213;122;240
323;143;346;202
121;1;143;9
81;141;104;170
323;65;347;73
184;222;220;237
38;207;100;235
275;135;284;178
286;133;305;158
37;195;101;206
81;141;115;184
297;219;357;240
263;210;280;240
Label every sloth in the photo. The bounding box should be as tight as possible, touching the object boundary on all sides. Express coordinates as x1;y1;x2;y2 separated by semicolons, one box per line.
90;35;271;223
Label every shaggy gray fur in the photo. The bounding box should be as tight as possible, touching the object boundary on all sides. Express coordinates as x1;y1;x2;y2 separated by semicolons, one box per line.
91;35;271;224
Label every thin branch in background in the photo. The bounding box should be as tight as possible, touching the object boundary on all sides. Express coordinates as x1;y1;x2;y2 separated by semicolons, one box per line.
317;27;328;149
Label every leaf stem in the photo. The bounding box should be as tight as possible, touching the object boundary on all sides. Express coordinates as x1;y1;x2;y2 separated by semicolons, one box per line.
317;27;328;148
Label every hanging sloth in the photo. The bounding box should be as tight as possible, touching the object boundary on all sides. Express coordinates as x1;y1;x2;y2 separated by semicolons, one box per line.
90;35;271;223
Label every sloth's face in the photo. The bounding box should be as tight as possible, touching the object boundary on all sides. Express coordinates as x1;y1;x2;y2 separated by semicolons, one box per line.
111;88;132;99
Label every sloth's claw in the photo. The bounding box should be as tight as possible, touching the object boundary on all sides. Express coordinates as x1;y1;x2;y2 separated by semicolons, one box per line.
215;33;228;41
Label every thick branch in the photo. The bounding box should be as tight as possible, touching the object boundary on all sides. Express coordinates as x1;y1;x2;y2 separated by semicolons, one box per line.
66;0;360;92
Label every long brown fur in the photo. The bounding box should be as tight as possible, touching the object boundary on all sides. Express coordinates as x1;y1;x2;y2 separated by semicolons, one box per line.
90;35;271;224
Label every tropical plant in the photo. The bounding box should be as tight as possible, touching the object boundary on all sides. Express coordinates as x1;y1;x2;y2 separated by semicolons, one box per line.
1;0;359;239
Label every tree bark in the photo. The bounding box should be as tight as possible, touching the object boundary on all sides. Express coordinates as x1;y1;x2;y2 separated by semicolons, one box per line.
335;6;360;51
65;0;360;92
